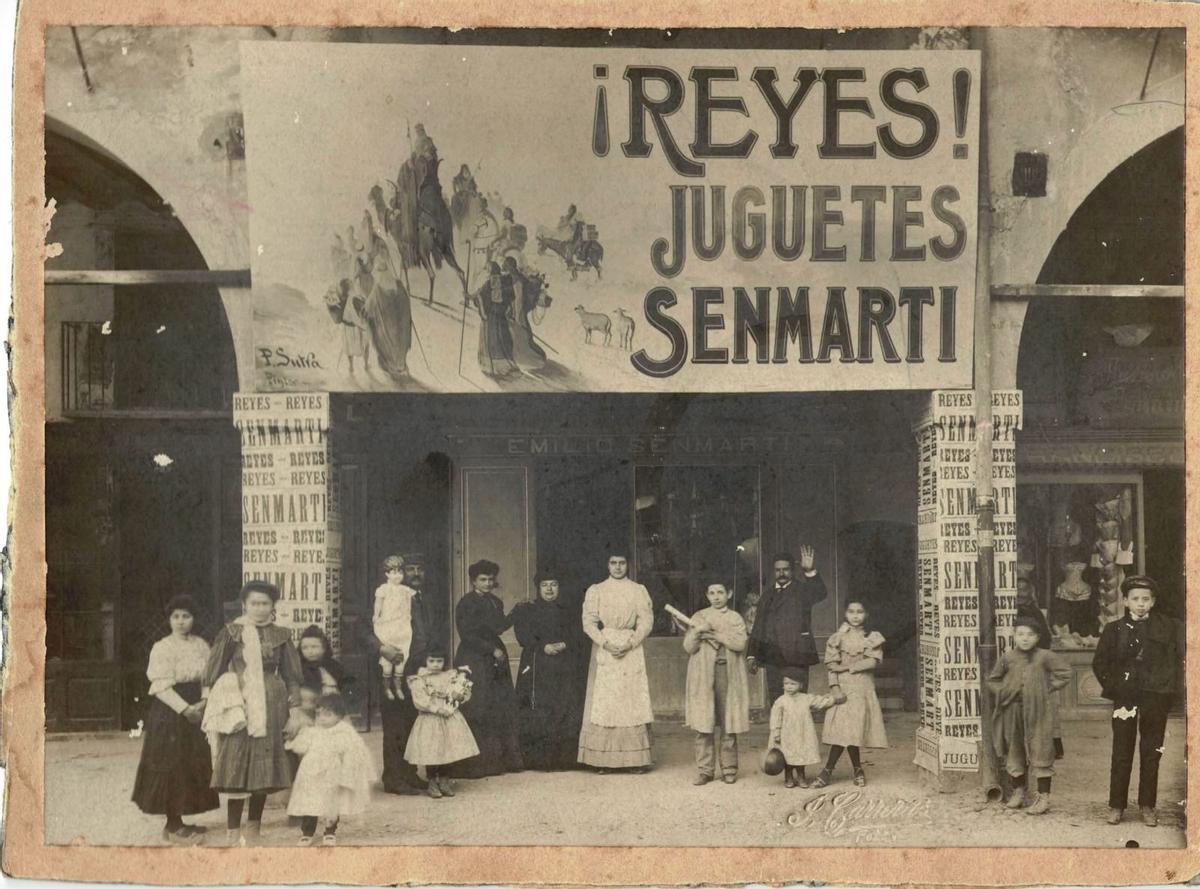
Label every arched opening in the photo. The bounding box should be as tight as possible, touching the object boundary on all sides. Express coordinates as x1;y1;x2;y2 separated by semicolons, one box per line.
44;128;243;730
1037;128;1183;287
1012;128;1185;675
46;123;238;411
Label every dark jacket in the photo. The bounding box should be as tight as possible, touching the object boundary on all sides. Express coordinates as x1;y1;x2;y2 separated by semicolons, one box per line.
1092;610;1185;703
747;573;828;667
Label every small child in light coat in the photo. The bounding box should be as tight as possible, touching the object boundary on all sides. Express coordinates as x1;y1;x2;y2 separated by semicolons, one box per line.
682;583;751;785
768;666;833;788
285;692;375;845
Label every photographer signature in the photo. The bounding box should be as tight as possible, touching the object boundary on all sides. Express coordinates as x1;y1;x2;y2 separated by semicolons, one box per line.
787;790;933;843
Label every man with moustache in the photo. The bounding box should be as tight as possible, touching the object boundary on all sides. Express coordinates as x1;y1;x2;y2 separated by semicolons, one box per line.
367;551;437;794
747;546;827;704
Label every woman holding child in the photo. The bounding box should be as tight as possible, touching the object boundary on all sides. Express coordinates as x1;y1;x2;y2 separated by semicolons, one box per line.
203;580;304;846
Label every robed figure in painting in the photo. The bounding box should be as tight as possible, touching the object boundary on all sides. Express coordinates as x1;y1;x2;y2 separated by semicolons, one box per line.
474;262;519;378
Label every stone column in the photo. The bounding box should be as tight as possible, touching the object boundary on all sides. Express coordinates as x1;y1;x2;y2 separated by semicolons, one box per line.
233;392;342;652
914;389;1022;778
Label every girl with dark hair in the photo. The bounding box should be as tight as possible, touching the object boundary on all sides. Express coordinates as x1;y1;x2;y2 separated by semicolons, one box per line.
203;581;304;846
813;601;889;788
131;595;220;844
405;645;479;798
511;570;584;770
450;559;523;777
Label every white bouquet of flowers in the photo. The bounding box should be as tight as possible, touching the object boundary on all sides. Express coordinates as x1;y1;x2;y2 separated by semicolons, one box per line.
446;667;473;710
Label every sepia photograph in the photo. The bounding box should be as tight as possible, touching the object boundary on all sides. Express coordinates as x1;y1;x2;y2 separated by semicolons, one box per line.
8;7;1196;884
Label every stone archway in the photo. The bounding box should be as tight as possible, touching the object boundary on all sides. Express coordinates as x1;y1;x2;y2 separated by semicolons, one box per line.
990;110;1184;390
45;121;240;410
1014;126;1184;405
45;113;253;387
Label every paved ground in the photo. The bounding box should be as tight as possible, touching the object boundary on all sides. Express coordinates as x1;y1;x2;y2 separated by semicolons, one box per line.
46;713;1186;848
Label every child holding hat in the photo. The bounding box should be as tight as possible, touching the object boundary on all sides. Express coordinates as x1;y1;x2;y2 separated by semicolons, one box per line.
767;666;833;788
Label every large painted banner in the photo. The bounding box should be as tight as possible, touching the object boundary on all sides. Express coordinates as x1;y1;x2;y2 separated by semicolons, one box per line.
242;43;980;393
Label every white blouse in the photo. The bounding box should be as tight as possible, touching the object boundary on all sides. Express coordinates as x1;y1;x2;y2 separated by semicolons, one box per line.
146;634;211;713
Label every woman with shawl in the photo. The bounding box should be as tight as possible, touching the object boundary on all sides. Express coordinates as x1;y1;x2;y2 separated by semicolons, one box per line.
202;581;303;846
511;571;583;770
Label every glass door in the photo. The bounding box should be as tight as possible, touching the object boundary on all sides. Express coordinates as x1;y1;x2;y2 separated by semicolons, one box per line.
634;465;762;635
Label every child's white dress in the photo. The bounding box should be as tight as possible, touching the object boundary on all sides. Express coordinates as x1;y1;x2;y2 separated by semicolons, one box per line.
285;721;376;820
404;668;480;766
821;624;889;749
374;582;417;672
769;693;823;767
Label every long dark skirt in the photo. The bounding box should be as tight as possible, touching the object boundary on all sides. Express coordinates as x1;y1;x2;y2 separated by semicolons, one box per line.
131;682;220;816
516;653;581;770
449;659;523;778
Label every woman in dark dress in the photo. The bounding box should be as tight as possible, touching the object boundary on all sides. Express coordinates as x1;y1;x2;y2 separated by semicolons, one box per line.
450;559;523;777
203;581;304;846
131;595;220;844
511;570;583;770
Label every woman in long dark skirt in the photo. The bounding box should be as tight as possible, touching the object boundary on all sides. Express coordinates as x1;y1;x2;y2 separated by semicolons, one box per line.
511;571;583;770
450;559;523;778
203;581;304;846
131;595;220;844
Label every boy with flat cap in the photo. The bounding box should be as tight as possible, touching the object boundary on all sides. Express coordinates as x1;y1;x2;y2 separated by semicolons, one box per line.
1092;575;1185;827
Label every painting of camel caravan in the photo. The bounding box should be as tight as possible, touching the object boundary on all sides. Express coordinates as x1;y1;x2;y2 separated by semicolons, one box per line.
243;42;975;394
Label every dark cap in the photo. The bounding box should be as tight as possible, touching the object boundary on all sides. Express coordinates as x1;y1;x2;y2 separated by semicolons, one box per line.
781;666;808;683
1014;616;1044;637
401;552;426;566
1120;574;1158;597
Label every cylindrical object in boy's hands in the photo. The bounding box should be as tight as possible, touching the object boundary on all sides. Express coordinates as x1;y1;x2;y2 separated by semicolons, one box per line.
762;747;786;776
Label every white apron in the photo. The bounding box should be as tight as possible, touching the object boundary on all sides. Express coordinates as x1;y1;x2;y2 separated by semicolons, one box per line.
581;578;655;727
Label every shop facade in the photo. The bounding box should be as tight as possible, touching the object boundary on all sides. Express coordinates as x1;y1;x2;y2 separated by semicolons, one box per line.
42;26;1185;787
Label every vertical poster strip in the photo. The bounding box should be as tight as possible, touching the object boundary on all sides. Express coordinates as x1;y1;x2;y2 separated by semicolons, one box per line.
915;390;1023;775
233;392;339;651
